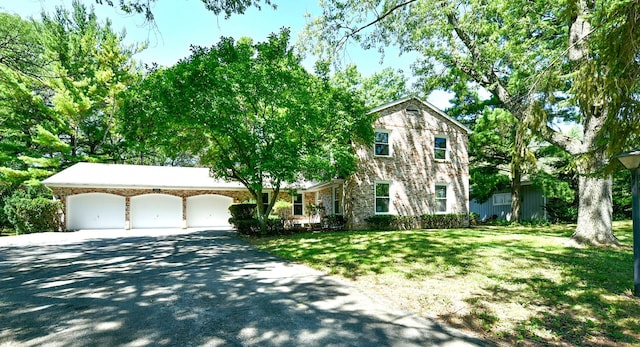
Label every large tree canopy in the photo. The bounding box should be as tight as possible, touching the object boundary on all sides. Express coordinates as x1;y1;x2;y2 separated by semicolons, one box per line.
94;0;274;21
121;29;373;230
306;0;640;245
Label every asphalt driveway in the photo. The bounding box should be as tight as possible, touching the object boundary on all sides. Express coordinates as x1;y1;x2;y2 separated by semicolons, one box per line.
0;229;491;347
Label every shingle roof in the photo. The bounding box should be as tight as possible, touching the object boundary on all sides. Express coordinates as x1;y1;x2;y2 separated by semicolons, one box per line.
42;162;247;190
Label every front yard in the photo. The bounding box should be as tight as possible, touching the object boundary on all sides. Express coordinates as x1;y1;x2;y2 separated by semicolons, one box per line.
249;221;640;346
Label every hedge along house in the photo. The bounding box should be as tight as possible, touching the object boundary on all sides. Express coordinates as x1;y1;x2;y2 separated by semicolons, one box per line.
43;97;470;231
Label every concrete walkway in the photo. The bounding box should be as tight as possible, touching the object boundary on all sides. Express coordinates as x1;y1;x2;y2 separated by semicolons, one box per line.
0;229;492;346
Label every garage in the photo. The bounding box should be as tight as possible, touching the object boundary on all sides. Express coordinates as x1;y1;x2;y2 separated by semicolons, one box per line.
187;194;233;228
130;194;183;229
66;193;126;230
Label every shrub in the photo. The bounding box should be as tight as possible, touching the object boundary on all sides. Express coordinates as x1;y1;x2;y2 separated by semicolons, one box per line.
228;203;257;220
544;198;578;223
3;182;63;234
324;214;347;231
420;214;468;229
365;215;397;230
229;203;259;235
4;197;63;234
271;200;292;220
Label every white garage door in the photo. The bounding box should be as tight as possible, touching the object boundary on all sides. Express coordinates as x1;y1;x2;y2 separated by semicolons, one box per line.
130;194;182;229
67;193;126;230
186;195;233;228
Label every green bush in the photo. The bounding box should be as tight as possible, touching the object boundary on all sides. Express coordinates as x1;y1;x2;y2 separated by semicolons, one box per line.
4;197;63;234
229;203;257;219
365;215;398;230
324;214;347;230
544;198;578;223
420;214;468;229
3;182;62;234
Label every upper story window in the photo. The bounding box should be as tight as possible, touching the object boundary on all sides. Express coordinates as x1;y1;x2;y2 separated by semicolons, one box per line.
434;136;449;160
293;193;303;216
493;193;511;206
375;182;391;214
374;130;391;157
435;184;448;213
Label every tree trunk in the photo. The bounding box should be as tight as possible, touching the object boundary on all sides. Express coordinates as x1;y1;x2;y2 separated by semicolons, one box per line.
571;160;619;245
511;167;522;223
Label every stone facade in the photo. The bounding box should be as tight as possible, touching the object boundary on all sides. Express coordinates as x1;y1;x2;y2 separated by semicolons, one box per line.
345;98;470;229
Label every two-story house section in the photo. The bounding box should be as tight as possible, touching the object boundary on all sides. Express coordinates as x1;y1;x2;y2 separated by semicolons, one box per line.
344;96;471;229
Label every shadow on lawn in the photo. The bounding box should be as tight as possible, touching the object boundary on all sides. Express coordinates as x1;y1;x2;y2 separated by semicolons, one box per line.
259;224;640;346
0;230;490;347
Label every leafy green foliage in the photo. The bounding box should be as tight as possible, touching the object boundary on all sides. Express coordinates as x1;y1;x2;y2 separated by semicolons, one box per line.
122;29;373;232
365;214;467;230
41;0;141;163
420;214;468;229
3;182;62;234
95;0;275;21
330;64;410;107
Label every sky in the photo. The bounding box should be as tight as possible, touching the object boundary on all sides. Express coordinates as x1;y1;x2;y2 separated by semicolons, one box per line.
2;0;452;109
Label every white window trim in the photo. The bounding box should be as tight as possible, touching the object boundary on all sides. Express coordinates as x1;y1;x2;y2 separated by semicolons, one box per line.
374;129;392;157
435;183;448;214
374;180;392;215
493;193;511;206
332;186;342;215
292;193;304;216
434;135;450;162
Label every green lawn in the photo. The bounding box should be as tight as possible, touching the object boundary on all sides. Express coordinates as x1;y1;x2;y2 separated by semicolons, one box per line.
248;221;640;346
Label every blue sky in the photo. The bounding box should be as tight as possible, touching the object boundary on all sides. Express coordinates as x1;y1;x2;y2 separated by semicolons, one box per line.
3;0;450;108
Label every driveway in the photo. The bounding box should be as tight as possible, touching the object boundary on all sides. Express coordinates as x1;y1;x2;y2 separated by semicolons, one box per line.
0;229;491;347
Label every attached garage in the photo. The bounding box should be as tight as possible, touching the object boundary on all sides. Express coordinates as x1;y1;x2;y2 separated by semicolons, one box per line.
187;194;233;228
42;163;252;231
130;194;183;229
66;193;126;230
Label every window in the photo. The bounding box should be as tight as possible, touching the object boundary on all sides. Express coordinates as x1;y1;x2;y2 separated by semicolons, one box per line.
293;193;303;216
493;193;511;206
435;184;447;213
374;130;390;156
333;186;341;214
262;192;269;213
434;136;449;160
375;182;391;214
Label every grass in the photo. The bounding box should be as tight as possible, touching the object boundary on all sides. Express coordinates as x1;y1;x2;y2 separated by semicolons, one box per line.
248;221;640;346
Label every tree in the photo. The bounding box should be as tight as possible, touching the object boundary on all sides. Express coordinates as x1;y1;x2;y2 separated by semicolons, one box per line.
94;0;274;21
41;0;141;164
306;0;640;245
121;29;373;232
330;64;410;107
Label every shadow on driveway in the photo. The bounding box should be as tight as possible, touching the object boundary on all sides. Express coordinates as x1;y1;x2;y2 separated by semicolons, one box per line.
0;230;491;346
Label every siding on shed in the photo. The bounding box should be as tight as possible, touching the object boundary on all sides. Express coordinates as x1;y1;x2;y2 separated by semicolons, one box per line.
470;185;546;221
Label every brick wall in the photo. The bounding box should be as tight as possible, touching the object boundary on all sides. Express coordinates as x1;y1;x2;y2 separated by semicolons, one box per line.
346;99;470;229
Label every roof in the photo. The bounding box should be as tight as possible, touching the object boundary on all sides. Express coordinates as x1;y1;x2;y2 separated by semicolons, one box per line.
368;96;472;134
42;162;247;190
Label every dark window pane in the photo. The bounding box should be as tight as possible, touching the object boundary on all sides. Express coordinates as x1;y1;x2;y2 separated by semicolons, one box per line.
375;143;389;156
293;205;303;215
376;198;390;213
375;132;389;143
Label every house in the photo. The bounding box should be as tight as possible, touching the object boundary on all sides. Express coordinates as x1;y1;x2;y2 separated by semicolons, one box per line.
470;184;548;222
43;97;471;231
